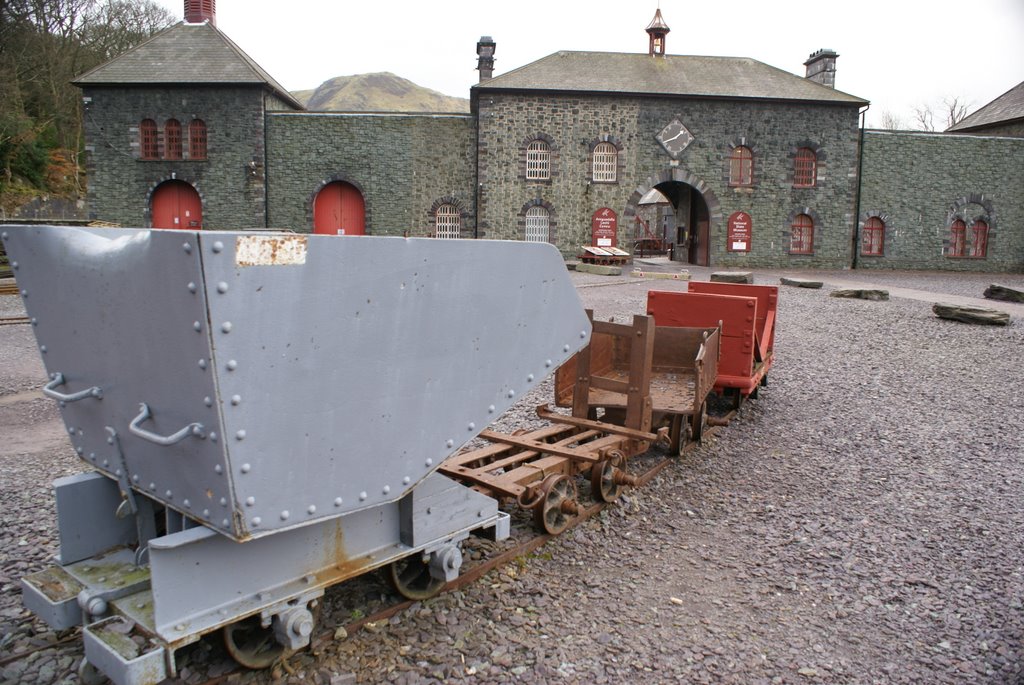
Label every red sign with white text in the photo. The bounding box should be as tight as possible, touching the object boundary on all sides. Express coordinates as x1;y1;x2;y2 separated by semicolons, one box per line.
591;208;618;247
727;211;752;252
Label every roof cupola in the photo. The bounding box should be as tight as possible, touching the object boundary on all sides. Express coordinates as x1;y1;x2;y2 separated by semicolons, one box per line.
646;8;670;56
477;36;496;82
184;0;216;26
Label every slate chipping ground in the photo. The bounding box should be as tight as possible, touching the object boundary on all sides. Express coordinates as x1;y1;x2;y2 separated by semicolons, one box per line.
2;267;1024;684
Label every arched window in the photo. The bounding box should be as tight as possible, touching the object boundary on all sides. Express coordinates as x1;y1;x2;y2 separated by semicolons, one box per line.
970;219;988;258
729;146;753;186
794;148;817;187
592;142;617;182
790;214;814;254
525;206;550;242
140;119;158;160
164;119;182;160
189;119;207;159
435;204;460;239
949;219;966;257
526;140;550;180
862;217;884;256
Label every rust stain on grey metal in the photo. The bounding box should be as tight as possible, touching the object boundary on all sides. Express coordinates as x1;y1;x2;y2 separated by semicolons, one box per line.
235;236;307;266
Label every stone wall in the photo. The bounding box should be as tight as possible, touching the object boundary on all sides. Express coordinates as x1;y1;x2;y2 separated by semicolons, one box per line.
81;85;269;229
858;130;1024;272
265;113;477;235
474;91;862;267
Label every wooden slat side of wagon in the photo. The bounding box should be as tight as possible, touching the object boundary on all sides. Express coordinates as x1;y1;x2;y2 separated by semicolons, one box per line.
554;311;720;452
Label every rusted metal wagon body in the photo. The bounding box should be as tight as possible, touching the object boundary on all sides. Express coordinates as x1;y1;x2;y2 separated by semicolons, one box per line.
555;312;721;450
441;312;720;533
647;282;777;405
3;225;591;685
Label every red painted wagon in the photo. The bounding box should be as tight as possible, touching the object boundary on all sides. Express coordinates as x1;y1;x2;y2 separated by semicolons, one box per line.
646;282;778;407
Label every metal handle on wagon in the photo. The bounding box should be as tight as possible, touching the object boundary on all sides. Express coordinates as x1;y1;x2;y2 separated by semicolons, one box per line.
129;403;205;445
42;372;103;402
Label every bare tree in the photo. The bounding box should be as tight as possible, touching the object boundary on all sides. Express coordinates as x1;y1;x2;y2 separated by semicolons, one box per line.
942;96;970;128
913;104;936;132
878;110;906;131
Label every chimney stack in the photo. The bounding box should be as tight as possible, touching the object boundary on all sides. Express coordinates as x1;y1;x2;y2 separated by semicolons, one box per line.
804;49;838;88
477;36;496;82
184;0;216;26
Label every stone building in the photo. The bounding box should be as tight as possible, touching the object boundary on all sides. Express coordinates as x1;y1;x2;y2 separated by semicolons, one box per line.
73;2;1024;272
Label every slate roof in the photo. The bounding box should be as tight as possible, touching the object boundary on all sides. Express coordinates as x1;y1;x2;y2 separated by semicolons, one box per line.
947;81;1024;132
474;51;867;105
73;21;303;109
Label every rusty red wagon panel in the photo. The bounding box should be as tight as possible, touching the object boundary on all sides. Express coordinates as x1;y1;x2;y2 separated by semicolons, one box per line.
647;283;777;400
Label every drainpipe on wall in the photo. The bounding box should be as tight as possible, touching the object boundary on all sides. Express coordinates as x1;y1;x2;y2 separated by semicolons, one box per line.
851;104;869;269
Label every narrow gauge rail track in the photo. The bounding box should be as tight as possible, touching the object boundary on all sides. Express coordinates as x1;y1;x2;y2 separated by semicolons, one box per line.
0;315;30;326
0;282;19;296
199;444;689;685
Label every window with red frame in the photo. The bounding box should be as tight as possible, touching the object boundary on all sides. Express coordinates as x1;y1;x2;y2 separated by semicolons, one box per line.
790;214;814;254
189;119;207;159
949;219;966;257
729;146;753;186
970;219;988;258
862;217;884;256
140;119;158;159
794;148;817;187
164;119;182;159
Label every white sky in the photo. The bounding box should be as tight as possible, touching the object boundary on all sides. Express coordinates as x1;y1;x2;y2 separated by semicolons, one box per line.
156;0;1024;128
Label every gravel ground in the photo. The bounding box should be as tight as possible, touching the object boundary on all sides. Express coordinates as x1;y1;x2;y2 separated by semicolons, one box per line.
1;267;1023;685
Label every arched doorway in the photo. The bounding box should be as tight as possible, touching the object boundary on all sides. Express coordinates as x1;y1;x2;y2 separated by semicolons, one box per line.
151;180;202;230
654;181;711;266
627;170;720;267
313;181;365;235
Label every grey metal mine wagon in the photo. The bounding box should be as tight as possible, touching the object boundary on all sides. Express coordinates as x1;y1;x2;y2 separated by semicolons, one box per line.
4;225;592;685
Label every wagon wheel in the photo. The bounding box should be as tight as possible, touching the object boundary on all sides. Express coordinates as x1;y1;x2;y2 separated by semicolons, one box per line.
690;402;707;444
223;615;285;670
533;474;579;535
591;450;626;502
387;553;446;601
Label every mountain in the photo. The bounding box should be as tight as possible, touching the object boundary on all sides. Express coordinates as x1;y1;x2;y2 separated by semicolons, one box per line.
294;73;469;113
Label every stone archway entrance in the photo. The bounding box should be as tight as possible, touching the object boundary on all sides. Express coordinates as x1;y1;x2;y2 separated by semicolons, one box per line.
627;169;721;267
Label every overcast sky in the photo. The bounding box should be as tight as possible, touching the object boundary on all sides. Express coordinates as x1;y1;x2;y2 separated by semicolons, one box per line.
155;0;1024;129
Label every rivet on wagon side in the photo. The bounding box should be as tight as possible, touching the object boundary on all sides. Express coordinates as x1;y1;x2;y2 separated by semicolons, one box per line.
182;242;192;253
241;463;251;473
280;510;289;520
488;405;495;413
307;505;316;515
227;360;238;371
210;432;218;442
212;241;224;253
382;485;390;495
221;322;233;333
403;476;410;485
359;492;368;501
425;458;433;467
446;439;454;448
198;359;207;370
231;395;241;405
252;517;261;526
333;497;343;507
245;496;255;506
187;282;197;293
214;464;223;474
40;345;47;353
217;282;229;294
235;430;246;440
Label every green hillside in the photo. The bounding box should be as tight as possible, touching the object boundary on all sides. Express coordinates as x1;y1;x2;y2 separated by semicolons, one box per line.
295;72;469;113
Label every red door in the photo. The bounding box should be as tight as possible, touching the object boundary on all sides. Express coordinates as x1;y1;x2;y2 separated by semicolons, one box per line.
314;182;365;235
151;181;202;229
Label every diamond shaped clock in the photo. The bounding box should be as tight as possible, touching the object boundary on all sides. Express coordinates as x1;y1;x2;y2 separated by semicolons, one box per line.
656;119;694;158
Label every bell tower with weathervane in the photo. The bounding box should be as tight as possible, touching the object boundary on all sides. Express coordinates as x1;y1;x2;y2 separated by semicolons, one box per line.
646;8;669;56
